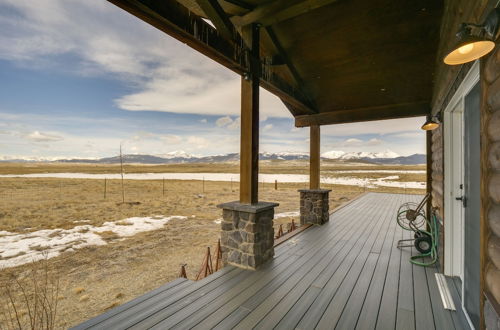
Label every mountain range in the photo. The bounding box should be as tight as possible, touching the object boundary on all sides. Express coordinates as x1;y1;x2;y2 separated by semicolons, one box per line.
0;150;426;165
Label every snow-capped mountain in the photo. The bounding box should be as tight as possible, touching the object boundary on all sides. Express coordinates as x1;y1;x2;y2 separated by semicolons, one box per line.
336;150;400;160
0;150;425;164
159;151;196;159
321;150;346;159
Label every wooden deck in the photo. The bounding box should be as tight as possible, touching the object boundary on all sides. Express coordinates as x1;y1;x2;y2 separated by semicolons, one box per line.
74;193;469;330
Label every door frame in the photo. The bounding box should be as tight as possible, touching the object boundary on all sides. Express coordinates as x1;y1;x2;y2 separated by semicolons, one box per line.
443;60;480;329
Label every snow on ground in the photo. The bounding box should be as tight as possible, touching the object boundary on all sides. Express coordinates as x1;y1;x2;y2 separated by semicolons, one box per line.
0;172;425;189
0;215;186;268
326;170;425;174
274;211;300;219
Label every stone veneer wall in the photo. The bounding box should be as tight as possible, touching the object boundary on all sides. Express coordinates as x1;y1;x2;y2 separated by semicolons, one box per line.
483;42;500;326
299;189;331;225
218;202;277;270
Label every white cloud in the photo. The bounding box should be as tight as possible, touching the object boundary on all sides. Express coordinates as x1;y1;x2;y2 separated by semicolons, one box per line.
199;119;207;123
25;131;63;142
216;116;233;127
227;117;240;130
187;136;209;149
327;137;383;148
0;0;292;118
160;135;182;145
321;117;426;137
263;124;273;132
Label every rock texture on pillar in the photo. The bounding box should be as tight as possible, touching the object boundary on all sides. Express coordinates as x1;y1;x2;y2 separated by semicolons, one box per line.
299;189;331;225
217;201;278;270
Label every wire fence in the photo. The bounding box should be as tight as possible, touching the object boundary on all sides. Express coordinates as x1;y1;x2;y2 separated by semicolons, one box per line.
0;176;425;208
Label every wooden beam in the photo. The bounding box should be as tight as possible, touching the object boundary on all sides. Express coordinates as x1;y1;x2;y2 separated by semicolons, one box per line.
295;102;430;127
231;0;339;27
221;0;254;10
107;0;316;115
195;0;235;41
240;24;260;204
426;130;432;220
310;125;320;189
230;0;301;27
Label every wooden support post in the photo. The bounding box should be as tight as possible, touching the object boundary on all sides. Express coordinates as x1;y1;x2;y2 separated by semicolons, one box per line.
426;130;433;220
310;124;320;189
240;23;260;205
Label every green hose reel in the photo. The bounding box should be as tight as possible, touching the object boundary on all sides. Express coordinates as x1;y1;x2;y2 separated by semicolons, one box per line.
396;194;438;267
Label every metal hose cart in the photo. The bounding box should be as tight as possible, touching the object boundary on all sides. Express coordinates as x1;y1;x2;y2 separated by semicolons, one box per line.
396;194;438;266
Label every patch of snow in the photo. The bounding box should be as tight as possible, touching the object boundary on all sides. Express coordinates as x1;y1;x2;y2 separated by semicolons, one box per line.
214;218;222;224
0;172;424;189
326;170;425;174
160;150;196;159
338;150;400;160
274;211;300;219
321;150;346;159
0;215;186;268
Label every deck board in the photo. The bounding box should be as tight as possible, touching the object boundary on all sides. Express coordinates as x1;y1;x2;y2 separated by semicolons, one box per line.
73;193;470;330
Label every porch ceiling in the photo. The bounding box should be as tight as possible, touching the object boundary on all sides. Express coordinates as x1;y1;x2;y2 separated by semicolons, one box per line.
108;0;444;125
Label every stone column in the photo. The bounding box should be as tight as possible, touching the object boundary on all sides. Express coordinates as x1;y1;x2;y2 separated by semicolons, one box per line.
299;189;331;225
217;201;278;270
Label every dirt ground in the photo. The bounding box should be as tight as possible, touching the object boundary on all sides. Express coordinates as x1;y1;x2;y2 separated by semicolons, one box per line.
0;162;425;329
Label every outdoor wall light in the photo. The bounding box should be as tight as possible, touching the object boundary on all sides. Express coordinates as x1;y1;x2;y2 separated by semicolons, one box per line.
444;8;500;65
421;115;440;131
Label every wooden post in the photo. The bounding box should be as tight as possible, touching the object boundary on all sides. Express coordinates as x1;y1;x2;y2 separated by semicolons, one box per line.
240;23;260;205
119;144;125;204
104;178;107;200
275;179;277;190
426;130;432;219
310;125;320;189
162;177;165;196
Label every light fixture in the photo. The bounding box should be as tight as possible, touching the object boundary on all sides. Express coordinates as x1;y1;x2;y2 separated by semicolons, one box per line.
444;8;500;65
421;115;440;131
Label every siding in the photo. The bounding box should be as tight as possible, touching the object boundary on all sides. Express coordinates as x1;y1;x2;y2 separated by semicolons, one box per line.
431;126;445;272
483;43;500;316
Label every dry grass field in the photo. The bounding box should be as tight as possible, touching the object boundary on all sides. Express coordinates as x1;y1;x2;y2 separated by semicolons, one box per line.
0;161;425;329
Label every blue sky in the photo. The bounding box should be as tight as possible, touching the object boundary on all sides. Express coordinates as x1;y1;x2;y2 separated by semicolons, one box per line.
0;0;426;159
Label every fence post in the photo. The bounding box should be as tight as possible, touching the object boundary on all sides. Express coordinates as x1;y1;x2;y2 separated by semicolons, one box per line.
275;179;278;190
162;177;165;196
104;178;107;199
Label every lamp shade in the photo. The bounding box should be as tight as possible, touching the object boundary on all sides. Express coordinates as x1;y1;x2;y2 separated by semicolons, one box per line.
421;116;440;131
444;34;495;65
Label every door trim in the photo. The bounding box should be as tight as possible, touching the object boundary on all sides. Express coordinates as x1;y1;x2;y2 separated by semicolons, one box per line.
443;60;480;330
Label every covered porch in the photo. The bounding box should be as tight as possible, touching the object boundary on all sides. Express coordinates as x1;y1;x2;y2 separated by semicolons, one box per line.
75;193;469;329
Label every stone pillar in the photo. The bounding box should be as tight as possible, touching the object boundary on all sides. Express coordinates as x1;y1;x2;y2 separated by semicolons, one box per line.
217;201;278;270
299;189;331;225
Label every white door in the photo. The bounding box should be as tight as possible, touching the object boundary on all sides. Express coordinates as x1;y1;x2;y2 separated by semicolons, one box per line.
445;103;465;279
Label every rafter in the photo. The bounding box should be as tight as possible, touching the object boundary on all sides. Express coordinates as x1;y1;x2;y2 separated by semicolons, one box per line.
107;0;317;115
295;102;430;127
195;0;235;41
263;26;315;108
221;0;254;10
231;0;339;27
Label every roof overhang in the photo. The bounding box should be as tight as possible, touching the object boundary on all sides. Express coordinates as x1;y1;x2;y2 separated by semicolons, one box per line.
108;0;443;125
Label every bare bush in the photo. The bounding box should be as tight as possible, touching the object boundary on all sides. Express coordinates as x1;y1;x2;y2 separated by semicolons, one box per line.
0;256;59;330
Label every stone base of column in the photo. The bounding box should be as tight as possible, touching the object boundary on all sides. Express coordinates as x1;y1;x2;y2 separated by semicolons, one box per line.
299;189;331;225
217;201;279;270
